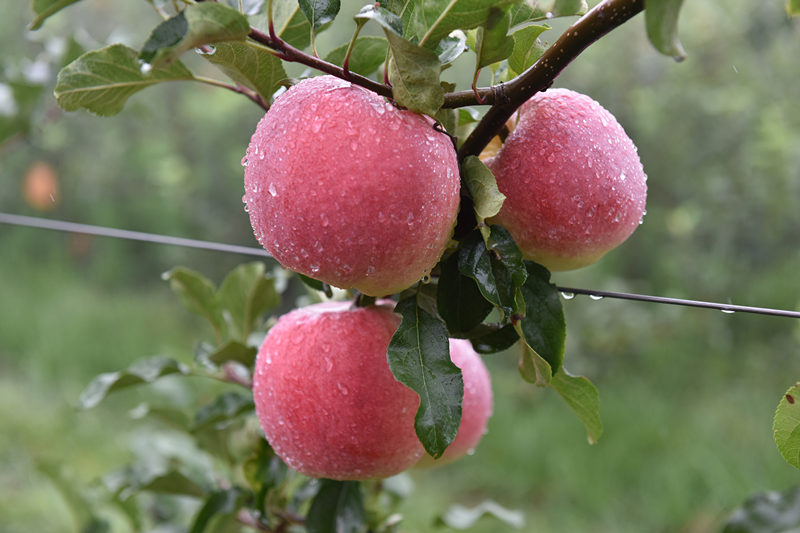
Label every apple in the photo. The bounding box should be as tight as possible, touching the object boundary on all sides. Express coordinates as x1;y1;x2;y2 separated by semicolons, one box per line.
487;88;647;271
252;301;424;480
243;75;461;296
418;338;493;466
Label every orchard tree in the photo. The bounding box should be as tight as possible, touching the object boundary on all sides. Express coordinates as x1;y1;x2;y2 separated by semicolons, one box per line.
19;0;800;531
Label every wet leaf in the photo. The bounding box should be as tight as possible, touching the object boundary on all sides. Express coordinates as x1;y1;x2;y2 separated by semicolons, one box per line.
645;0;687;61
551;369;603;444
163;267;226;340
140;2;251;65
517;261;565;373
508;24;548;75
469;324;519;354
55;44;195;116
204;41;286;103
437;253;493;335
325;36;389;77
254;1;311;49
462;156;506;222
79;357;189;409
306;480;366;533
299;0;341;32
436;31;468;65
388;296;463;458
415;0;517;48
386;31;444;116
194;391;255;429
474;7;514;70
217;261;279;342
354;4;403;35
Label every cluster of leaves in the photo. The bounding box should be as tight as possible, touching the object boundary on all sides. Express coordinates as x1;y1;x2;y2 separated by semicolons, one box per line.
61;261;524;532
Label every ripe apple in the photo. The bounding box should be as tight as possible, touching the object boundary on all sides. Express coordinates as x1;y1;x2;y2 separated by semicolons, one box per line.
252;301;424;480
487;88;647;271
243;75;461;296
418;338;493;466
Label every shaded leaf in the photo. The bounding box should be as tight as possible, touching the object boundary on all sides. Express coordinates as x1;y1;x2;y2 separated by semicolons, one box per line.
79;357;189;409
437;253;493;335
299;0;341;32
140;3;251;65
30;0;82;30
297;273;333;298
508;24;548;75
437;500;525;529
386;31;444;116
645;0;687;61
204;41;286;103
774;383;800;470
306;480;366;533
474;7;514;70
54;44;195;116
194;391;255;429
163;267;226;340
517;261;565;373
197;340;258;368
551;369;602;444
723;486;800;533
325;36;389;77
516;326;552;386
462;156;506;222
469;324;519;354
217;261;279;342
189;488;247;533
388;297;463;458
139;470;207;498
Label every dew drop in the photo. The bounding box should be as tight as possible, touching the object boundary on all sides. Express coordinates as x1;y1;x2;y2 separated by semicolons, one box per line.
310;264;320;273
337;382;349;395
195;45;216;55
139;61;152;75
561;291;575;300
240;155;249;167
721;309;736;314
324;356;333;371
268;183;277;197
321;214;330;227
589;294;604;301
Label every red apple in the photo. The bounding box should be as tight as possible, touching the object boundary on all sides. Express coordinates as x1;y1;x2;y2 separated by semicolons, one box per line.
243;75;460;296
487;88;647;271
252;301;424;480
418;338;493;466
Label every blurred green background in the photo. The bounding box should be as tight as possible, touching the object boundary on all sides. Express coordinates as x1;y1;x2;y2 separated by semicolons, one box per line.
1;1;799;531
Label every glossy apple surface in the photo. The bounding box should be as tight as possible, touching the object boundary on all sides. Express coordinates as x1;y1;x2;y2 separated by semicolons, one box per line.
244;75;460;295
488;88;647;271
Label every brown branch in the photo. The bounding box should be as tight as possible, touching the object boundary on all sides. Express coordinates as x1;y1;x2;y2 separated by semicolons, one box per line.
457;0;645;159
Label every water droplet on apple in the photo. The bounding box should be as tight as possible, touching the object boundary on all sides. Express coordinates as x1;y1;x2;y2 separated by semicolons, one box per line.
268;183;277;197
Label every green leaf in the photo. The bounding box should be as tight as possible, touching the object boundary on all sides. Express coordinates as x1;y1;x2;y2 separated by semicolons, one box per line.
437;500;525;529
415;0;517;48
194;391;255;429
189;488;247;533
255;1;311;49
38;461;96;526
515;327;552;386
644;0;686;61
217;262;279;342
354;4;404;36
78;357;189;409
386;31;444;116
474;7;514;70
437;253;493;335
469;324;519;354
203;41;286;103
163;267;226;340
140;2;251;66
458;227;526;318
306;480;366;533
517;261;565;373
436;31;468;65
139;470;207;498
325;36;389;77
297;273;334;298
774;383;800;469
0;81;44;144
723;486;800;533
299;0;341;32
508;24;548;75
196;340;258;368
388;296;463;458
30;0;82;30
462;156;506;222
789;0;800;16
551;369;603;444
54;44;195;116
510;0;587;25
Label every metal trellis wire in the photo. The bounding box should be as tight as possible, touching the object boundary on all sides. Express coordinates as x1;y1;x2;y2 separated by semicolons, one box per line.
2;212;799;319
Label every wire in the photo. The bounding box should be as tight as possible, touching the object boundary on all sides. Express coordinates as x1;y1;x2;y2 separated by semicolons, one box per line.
2;212;799;319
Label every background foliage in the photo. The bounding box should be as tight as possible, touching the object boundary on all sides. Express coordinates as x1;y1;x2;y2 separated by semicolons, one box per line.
1;0;799;531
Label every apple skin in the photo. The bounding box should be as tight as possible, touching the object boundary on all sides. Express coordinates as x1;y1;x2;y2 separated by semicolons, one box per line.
487;88;647;271
418;338;493;466
252;301;424;480
244;75;460;296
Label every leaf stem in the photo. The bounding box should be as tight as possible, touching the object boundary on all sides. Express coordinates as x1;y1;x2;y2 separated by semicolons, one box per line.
342;21;367;79
194;76;270;111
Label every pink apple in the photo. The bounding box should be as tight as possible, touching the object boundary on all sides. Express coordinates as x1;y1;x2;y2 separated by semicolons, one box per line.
418;338;493;466
252;301;424;480
488;88;647;271
243;75;460;296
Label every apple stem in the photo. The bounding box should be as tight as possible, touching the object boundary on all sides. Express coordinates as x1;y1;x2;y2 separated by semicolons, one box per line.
353;293;377;308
